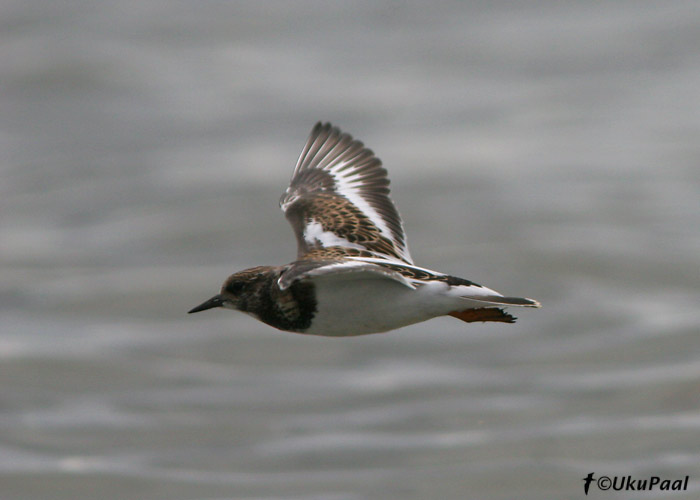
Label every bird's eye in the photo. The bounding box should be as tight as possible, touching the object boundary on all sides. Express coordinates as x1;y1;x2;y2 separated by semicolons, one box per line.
227;282;244;294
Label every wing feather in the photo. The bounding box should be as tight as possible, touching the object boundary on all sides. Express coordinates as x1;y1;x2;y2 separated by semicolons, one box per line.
280;122;413;263
278;258;415;290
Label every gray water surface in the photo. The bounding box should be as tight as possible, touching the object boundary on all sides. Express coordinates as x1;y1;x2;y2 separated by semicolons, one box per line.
2;2;700;499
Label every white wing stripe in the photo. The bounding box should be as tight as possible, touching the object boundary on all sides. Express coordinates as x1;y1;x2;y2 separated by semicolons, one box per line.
304;221;367;251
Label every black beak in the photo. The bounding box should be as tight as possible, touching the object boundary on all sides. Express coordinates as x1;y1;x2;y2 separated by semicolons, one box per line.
188;295;224;314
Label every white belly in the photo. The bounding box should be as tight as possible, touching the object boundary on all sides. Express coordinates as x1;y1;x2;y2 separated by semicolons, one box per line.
302;274;457;336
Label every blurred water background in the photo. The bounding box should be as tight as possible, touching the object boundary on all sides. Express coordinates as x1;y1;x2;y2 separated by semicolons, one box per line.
2;1;699;499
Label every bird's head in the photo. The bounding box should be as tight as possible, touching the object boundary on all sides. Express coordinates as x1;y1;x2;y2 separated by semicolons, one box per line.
188;266;274;314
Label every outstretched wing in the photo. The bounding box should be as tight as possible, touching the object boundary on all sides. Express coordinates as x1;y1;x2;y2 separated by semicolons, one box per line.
277;256;415;291
280;122;413;264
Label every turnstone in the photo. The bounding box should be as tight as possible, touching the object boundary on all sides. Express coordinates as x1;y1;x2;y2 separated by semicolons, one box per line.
189;122;540;336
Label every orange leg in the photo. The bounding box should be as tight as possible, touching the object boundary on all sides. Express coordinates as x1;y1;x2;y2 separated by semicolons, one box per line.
448;308;516;324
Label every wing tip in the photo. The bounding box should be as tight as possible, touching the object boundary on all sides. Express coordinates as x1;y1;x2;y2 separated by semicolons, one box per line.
504;296;541;308
525;298;542;308
465;295;542;308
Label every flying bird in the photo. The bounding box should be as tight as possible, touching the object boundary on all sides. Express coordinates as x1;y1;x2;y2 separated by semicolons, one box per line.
189;122;540;335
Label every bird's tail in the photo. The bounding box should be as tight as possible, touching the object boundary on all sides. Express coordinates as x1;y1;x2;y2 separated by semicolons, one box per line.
464;295;541;308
